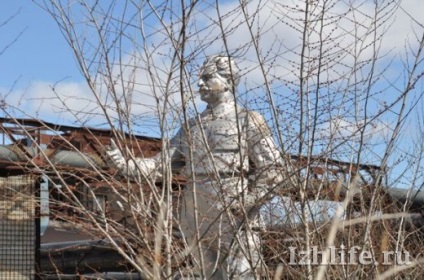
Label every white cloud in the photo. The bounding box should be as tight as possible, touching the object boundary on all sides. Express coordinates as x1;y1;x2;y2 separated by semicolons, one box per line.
383;0;424;53
1;81;101;125
182;0;424;96
317;116;390;143
1;0;422;136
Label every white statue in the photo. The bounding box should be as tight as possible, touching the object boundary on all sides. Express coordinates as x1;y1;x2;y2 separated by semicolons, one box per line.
107;55;287;279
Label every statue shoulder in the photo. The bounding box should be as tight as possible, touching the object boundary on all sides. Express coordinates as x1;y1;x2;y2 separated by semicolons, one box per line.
245;110;271;135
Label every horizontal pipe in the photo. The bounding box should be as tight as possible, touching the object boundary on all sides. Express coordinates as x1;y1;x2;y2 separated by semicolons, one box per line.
1;145;424;208
40;254;127;274
41;239;112;251
40;240;129;273
383;187;424;210
384;187;424;203
0;145;107;169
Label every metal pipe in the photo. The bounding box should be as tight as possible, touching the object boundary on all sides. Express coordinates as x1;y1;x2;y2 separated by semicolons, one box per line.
383;187;424;210
40;240;128;274
40;239;114;252
1;144;424;209
384;187;424;204
0;145;107;169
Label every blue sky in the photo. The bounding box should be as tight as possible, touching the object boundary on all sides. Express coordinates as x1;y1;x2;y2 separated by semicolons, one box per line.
0;1;81;89
0;0;424;188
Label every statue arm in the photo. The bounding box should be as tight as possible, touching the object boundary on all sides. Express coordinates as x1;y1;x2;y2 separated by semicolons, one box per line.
106;139;161;180
106;135;185;181
246;111;286;189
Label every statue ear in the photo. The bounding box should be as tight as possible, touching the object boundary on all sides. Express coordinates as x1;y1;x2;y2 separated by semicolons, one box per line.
216;57;229;70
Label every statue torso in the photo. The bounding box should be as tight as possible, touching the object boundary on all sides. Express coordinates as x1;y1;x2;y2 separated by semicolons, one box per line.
175;103;250;178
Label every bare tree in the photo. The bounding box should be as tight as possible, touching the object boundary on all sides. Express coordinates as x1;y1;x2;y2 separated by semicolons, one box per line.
0;0;423;279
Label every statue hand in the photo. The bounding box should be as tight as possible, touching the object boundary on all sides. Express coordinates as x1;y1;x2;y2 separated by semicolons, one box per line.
105;139;159;181
105;139;126;169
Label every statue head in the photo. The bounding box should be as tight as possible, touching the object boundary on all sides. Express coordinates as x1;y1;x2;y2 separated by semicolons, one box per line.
197;55;240;105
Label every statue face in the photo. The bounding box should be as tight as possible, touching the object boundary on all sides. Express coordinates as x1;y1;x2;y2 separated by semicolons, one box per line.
197;64;230;104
